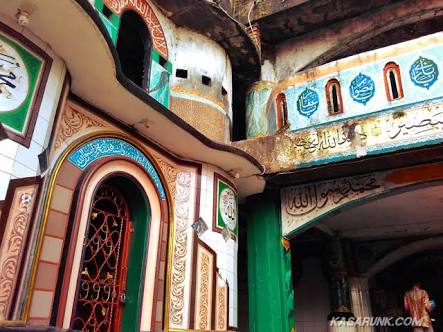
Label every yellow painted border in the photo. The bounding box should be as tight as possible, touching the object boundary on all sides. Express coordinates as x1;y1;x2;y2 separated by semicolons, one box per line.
22;130;176;329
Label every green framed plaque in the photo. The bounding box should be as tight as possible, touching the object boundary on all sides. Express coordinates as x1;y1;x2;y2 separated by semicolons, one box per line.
213;173;238;238
0;22;51;146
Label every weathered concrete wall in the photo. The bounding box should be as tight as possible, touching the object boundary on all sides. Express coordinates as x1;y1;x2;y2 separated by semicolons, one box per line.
274;0;443;79
170;27;233;143
246;31;443;139
92;0;234;142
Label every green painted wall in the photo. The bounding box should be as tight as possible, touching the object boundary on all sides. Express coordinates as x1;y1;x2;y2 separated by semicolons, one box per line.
149;49;172;108
247;192;295;332
94;0;120;43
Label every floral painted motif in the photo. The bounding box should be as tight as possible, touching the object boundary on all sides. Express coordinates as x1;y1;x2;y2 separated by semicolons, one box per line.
409;56;439;89
349;73;375;105
68;138;166;200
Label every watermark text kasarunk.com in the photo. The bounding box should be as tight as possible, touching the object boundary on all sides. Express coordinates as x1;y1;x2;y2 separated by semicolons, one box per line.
330;317;424;327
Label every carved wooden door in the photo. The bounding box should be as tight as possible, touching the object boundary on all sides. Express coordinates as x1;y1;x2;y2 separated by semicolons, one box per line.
72;184;132;332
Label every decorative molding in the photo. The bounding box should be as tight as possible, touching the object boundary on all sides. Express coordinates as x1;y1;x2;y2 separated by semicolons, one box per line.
169;172;192;327
153;155;178;200
215;275;228;331
197;251;210;330
54;104;105;149
193;240;216;331
0;178;40;320
68;137;166;200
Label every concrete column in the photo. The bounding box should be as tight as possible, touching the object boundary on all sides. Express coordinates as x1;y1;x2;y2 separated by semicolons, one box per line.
246;192;295;332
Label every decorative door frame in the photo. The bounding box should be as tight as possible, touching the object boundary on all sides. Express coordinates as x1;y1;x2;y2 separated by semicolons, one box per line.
24;133;172;331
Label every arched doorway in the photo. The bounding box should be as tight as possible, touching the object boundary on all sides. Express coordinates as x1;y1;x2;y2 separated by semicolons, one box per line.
116;10;152;89
288;181;443;331
70;175;150;332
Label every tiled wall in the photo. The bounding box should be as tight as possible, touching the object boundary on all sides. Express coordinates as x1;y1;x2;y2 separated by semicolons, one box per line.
198;165;238;328
0;41;66;200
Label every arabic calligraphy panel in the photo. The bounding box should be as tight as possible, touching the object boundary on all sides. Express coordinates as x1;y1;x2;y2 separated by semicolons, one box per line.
349;73;375;105
281;174;386;235
409;56;439;89
68;137;166;200
0;25;51;146
213;174;238;238
297;88;320;118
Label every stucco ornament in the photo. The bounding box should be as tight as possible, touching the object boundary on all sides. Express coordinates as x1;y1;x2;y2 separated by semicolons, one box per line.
297;88;319;118
410;56;439;89
349;73;375;105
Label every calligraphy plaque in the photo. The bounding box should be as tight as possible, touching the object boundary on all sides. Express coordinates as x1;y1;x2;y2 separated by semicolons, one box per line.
409;56;439;89
281;173;386;235
297;87;319;118
0;24;51;147
349;73;375;105
213;174;238;238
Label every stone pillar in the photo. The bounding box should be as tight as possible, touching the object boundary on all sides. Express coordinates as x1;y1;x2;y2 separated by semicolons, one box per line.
325;237;356;332
246;192;295;332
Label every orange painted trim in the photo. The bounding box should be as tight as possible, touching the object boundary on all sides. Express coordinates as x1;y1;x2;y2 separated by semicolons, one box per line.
383;62;404;101
325;79;344;115
275;93;288;129
384;163;443;185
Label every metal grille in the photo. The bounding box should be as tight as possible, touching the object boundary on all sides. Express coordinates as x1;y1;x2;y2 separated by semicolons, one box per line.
72;184;130;332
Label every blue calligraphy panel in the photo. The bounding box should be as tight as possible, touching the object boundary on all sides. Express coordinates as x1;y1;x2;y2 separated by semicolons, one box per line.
68;137;166;200
349;73;375;105
297;88;319;118
409;56;439;89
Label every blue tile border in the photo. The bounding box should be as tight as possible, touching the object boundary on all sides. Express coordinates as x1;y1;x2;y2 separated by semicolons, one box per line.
68;137;166;200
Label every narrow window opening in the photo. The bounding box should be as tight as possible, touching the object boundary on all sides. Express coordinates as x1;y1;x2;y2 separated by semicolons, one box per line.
389;70;399;99
202;75;211;86
384;62;403;101
116;11;152;89
326;79;343;115
176;69;188;78
331;85;339;114
276;93;288;130
102;5;113;20
221;86;228;96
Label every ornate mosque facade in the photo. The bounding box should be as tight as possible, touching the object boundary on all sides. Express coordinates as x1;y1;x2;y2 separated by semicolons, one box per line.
1;1;443;331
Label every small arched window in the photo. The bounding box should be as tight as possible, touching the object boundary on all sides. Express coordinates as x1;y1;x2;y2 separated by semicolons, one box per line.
326;79;343;115
116;11;152;89
384;62;403;101
276;93;288;130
